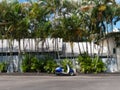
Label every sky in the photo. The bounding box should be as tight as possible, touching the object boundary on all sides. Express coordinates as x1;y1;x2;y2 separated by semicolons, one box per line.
116;0;120;4
114;21;120;29
19;0;37;3
19;0;26;3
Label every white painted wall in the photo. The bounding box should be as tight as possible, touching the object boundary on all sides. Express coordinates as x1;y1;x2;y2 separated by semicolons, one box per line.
117;47;120;71
99;38;116;55
0;38;119;73
99;37;119;72
0;38;63;52
64;42;99;55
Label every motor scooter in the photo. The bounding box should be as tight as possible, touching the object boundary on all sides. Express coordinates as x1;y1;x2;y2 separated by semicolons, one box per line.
55;64;76;76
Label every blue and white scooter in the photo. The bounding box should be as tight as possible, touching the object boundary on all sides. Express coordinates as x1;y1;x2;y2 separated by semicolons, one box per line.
55;64;76;76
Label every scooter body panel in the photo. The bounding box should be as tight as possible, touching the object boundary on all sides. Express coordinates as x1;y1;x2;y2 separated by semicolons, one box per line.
55;66;75;76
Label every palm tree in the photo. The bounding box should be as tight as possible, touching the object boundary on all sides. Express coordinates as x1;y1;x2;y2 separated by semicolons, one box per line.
0;0;9;61
88;0;120;70
0;26;6;62
27;1;54;60
54;2;83;58
0;1;14;72
2;1;30;72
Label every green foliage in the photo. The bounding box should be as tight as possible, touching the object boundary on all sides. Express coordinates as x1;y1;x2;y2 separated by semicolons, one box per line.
21;54;58;73
0;62;7;72
30;56;39;71
0;0;118;74
77;54;106;74
44;59;58;73
35;59;46;72
21;54;43;72
21;54;32;72
60;59;73;72
92;56;107;73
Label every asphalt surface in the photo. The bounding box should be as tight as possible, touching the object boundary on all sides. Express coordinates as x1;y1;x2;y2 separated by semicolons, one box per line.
0;75;120;90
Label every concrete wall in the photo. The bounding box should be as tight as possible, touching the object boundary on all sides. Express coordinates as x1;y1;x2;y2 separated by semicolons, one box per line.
99;38;116;55
0;38;119;73
0;55;22;73
63;42;99;55
99;37;119;72
117;47;120;71
0;38;63;52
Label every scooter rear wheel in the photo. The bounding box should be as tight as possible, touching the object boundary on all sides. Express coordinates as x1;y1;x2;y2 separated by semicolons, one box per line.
69;72;74;76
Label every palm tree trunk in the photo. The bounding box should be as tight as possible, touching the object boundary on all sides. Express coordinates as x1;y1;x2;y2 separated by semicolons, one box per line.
35;38;37;52
36;38;40;56
1;37;3;62
52;39;56;58
41;39;45;52
78;42;81;55
54;39;57;59
82;42;85;53
56;38;60;60
100;40;104;56
70;42;74;59
7;39;14;73
86;41;88;54
90;42;92;57
106;24;111;60
107;39;110;58
18;39;21;72
28;38;31;58
23;38;26;53
45;38;50;56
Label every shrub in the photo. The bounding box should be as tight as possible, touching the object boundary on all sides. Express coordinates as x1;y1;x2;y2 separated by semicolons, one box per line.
0;62;8;73
21;54;32;72
36;59;46;72
21;54;58;73
77;54;106;74
30;56;39;72
21;54;45;72
92;56;106;73
44;59;58;73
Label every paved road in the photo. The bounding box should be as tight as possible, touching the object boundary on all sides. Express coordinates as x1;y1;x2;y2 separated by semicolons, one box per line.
0;75;120;90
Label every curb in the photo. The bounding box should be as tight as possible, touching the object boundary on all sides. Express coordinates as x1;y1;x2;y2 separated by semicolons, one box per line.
0;73;55;76
0;72;120;76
